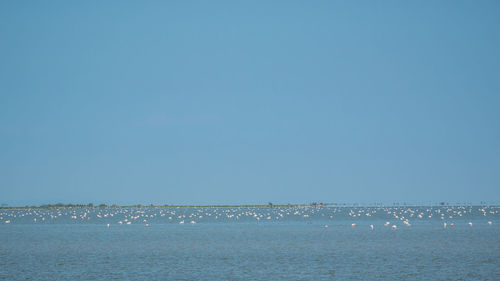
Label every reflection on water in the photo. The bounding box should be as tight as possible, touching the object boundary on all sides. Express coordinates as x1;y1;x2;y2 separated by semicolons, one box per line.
1;206;499;280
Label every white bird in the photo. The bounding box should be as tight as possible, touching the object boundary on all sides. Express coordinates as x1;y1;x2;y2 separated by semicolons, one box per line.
384;222;390;227
443;222;447;228
468;222;473;227
106;223;110;228
324;225;328;229
392;225;397;230
370;224;374;230
487;221;492;225
351;223;356;228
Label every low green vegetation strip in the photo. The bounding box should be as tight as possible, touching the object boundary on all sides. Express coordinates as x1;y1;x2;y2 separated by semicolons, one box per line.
0;203;303;209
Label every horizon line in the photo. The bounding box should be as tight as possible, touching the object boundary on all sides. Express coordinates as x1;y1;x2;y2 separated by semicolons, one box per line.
1;202;499;209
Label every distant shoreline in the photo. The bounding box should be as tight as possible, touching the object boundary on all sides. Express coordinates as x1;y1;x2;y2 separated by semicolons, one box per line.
1;202;498;209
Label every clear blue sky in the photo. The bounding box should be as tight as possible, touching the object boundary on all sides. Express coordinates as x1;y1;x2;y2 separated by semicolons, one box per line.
1;1;499;206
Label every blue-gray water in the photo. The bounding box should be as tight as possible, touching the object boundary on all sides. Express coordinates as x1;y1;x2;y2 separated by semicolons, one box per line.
1;206;499;280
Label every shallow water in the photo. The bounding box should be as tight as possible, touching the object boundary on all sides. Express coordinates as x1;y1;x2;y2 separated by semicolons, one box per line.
1;206;499;280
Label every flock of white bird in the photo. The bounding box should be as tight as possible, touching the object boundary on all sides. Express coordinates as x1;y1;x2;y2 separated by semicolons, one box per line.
0;205;497;230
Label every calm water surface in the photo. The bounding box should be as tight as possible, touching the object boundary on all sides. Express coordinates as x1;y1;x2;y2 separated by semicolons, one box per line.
1;206;499;280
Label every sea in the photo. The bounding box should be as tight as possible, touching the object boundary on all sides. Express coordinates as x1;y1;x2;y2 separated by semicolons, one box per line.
1;205;498;280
